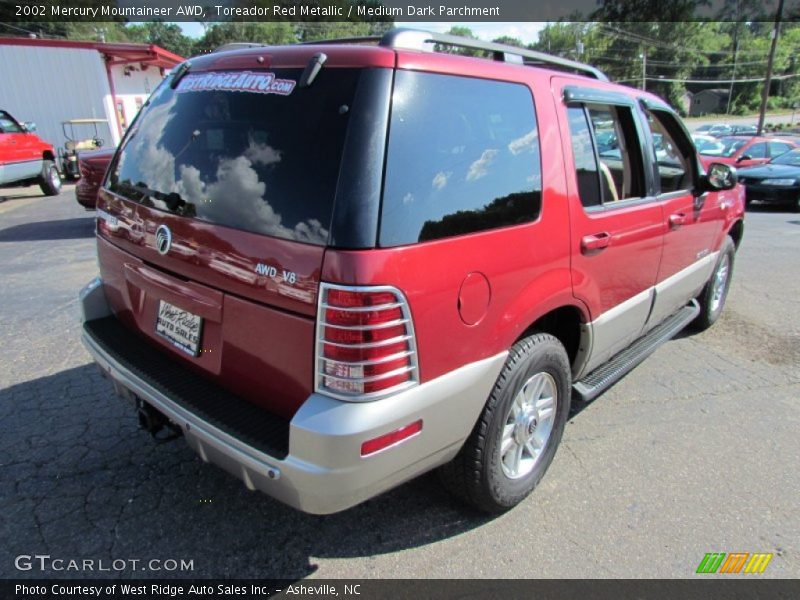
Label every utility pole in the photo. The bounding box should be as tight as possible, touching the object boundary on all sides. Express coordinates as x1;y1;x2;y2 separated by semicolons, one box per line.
726;12;741;115
757;0;785;135
641;48;647;91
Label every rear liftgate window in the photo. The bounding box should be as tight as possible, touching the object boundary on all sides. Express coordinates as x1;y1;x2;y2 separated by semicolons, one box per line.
108;68;362;245
380;71;542;247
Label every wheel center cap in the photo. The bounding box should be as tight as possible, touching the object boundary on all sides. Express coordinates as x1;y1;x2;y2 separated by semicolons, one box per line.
515;411;538;444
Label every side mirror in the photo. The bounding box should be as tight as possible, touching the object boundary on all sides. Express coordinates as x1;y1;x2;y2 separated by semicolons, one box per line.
737;154;751;162
22;121;36;132
703;162;738;192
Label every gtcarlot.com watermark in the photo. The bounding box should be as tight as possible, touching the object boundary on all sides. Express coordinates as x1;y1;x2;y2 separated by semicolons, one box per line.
14;554;194;573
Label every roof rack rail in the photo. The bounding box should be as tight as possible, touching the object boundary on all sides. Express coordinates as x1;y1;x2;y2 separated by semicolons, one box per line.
298;36;382;46
379;29;608;81
213;42;268;53
262;29;607;82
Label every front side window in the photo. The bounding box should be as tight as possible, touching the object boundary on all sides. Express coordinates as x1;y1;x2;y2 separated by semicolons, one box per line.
745;142;767;159
379;71;542;246
567;102;645;207
645;109;694;193
0;111;23;134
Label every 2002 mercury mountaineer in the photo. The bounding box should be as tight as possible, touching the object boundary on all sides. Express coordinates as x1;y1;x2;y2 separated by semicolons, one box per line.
79;29;744;514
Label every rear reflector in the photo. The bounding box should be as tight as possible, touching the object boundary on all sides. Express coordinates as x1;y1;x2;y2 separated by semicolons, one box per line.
315;283;419;400
361;420;423;457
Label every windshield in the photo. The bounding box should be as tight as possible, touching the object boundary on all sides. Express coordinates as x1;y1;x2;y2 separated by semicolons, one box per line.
712;137;748;158
770;148;800;166
107;67;362;245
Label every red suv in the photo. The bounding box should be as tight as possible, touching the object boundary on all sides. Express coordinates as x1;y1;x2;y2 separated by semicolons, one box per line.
0;109;61;196
79;30;744;514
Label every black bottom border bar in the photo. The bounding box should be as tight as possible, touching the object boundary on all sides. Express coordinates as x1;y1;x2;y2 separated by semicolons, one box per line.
3;579;800;600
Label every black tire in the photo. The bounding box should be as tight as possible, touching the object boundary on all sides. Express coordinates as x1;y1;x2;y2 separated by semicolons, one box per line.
38;160;62;196
693;236;735;331
438;333;571;513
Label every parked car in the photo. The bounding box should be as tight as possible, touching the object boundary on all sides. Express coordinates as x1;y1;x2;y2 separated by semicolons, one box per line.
694;123;734;137
0;109;61;196
75;147;115;209
698;135;796;169
79;30;744;515
730;124;758;136
738;147;800;211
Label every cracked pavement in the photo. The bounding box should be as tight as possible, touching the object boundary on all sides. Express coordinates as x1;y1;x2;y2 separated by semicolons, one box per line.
0;186;798;579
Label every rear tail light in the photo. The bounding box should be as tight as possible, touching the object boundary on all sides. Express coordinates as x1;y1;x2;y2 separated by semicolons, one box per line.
316;284;419;399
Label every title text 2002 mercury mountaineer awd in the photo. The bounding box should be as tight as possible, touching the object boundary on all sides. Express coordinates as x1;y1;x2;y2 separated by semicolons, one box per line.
80;30;744;514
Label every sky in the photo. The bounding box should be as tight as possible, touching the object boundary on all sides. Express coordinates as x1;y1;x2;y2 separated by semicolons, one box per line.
176;22;547;45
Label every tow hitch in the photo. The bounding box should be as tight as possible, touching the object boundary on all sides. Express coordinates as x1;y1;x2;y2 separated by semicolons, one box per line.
136;398;182;443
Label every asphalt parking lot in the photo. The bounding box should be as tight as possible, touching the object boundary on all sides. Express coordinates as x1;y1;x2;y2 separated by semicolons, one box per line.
1;185;798;580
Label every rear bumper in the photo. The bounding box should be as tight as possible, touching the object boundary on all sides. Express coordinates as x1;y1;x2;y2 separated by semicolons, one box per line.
79;278;506;514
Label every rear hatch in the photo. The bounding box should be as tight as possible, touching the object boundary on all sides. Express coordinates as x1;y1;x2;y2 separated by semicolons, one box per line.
95;47;394;419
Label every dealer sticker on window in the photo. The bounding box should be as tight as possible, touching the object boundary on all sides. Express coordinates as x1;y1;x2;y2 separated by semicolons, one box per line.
156;300;203;357
176;71;296;96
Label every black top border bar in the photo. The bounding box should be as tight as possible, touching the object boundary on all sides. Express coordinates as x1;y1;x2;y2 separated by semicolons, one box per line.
1;0;799;23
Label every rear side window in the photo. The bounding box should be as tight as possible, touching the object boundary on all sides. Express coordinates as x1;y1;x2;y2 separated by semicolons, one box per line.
107;68;362;245
768;141;793;157
379;72;542;247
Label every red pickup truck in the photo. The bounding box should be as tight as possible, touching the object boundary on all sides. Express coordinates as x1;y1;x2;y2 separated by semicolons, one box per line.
0;109;61;196
80;30;744;514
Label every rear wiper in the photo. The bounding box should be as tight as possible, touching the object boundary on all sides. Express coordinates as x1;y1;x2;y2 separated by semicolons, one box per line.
170;61;192;89
299;53;327;88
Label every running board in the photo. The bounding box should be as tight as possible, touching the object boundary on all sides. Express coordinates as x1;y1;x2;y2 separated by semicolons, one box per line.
573;300;700;403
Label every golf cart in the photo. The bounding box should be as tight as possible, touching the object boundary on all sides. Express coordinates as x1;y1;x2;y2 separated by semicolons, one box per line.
58;119;107;180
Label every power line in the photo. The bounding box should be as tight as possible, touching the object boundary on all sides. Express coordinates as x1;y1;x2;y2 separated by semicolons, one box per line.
590;54;772;68
598;24;770;57
0;22;64;38
612;73;800;84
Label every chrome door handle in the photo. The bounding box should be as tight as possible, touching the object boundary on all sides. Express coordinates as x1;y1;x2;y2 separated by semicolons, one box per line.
669;213;687;229
581;232;611;253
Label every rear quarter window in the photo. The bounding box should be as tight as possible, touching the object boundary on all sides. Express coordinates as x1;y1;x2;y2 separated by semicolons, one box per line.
379;71;542;247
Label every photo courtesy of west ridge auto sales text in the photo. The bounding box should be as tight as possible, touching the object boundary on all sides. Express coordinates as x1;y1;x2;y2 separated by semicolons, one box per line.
1;0;799;598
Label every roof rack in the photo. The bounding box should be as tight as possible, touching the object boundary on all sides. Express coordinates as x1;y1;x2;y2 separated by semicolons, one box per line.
213;42;268;53
299;28;608;81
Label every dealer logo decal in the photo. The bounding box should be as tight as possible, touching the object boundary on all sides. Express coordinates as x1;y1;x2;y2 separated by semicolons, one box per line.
176;71;296;96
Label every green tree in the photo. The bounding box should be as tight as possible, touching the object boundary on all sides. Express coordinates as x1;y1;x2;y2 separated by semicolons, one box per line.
193;22;296;54
437;26;480;56
531;22;598;60
492;36;524;48
125;22;195;57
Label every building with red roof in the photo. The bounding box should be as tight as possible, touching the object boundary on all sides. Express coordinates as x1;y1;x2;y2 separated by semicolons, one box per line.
0;37;184;149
